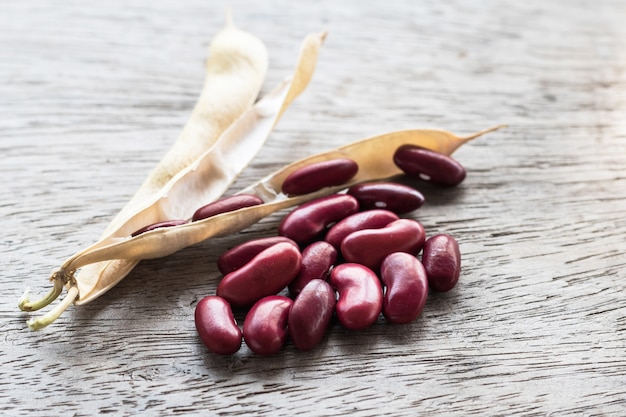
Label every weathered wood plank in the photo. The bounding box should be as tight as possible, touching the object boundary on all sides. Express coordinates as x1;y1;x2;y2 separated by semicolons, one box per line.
1;0;625;415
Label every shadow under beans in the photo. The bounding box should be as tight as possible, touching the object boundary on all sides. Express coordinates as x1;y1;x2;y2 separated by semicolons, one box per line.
391;175;468;208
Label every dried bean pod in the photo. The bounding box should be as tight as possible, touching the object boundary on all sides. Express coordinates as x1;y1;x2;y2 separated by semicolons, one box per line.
192;194;263;222
324;209;398;249
216;242;302;307
288;241;337;295
288;279;336;351
131;220;188;237
330;263;382;330
393;145;466;186
380;253;428;324
347;182;425;214
217;236;298;275
194;296;242;355
340;218;426;271
243;296;293;355
422;234;461;292
281;158;358;196
279;194;359;245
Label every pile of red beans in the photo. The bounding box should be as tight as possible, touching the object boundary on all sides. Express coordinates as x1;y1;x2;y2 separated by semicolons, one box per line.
192;144;466;355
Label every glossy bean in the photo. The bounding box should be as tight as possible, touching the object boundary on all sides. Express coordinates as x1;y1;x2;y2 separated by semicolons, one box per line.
324;209;398;249
340;218;426;271
243;296;293;355
288;241;337;295
281;158;359;196
347;181;425;214
194;296;242;355
131;220;187;237
288;279;336;351
380;253;428;324
422;234;461;292
217;236;299;275
393;145;466;186
192;194;264;222
279;194;359;245
330;263;382;330
216;242;302;307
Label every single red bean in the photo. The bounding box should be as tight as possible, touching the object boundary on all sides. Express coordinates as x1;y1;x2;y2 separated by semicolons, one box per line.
243;296;293;355
216;242;302;307
330;263;382;330
422;234;461;292
288;241;337;295
278;194;359;245
217;236;299;275
194;296;242;355
347;182;425;214
131;219;187;237
380;253;428;324
393;145;466;186
281;158;359;196
340;218;426;271
288;279;336;351
192;194;264;222
324;209;399;249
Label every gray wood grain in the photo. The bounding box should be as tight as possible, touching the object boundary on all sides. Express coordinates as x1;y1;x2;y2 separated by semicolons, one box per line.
2;0;625;415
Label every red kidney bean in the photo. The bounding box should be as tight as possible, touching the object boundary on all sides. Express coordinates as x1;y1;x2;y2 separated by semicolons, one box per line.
216;242;302;307
192;194;264;222
194;296;242;355
330;263;382;330
380;253;428;324
131;219;187;237
347;182;425;214
288;241;337;295
422;234;461;292
340;218;426;271
243;296;293;355
278;194;359;245
324;209;399;249
393;145;466;186
281;158;359;196
217;236;299;275
288;279;336;351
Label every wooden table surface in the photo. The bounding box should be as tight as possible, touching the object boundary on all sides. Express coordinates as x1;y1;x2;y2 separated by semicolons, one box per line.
2;1;625;415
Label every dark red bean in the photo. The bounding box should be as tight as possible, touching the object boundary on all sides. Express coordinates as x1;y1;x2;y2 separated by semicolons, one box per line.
131;219;187;237
288;241;337;295
393;145;466;186
217;236;299;275
194;296;242;355
380;253;428;324
340;218;426;271
192;194;263;222
422;234;461;292
216;242;302;307
243;296;293;355
324;209;398;249
282;158;359;196
278;194;359;245
288;279;336;351
330;263;382;330
347;182;425;214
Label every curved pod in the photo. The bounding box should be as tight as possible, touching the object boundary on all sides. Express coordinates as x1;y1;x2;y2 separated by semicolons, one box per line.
330;263;382;330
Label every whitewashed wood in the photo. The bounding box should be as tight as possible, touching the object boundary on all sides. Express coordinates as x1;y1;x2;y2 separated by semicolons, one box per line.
2;0;625;415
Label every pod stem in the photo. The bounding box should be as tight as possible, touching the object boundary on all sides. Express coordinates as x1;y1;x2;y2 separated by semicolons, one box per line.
19;269;79;330
461;124;507;142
